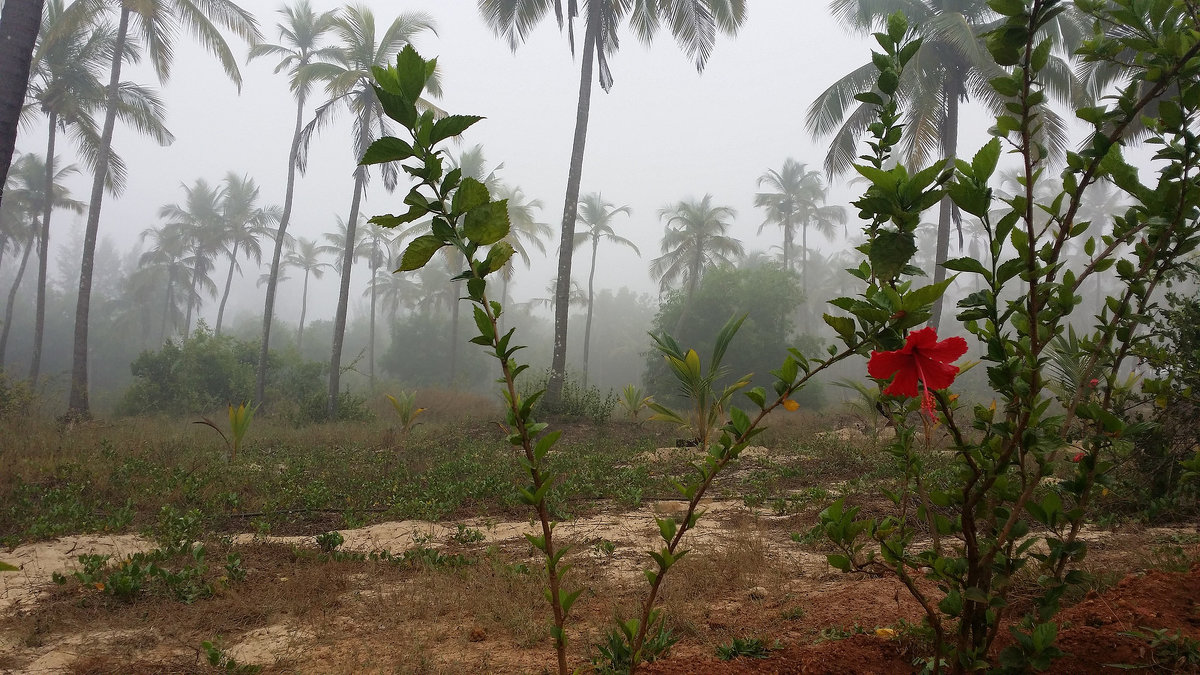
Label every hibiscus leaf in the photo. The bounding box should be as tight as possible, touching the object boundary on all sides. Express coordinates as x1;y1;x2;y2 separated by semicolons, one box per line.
870;230;917;280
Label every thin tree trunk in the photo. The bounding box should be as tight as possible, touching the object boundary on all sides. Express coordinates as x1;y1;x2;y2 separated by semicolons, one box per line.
29;117;57;384
69;5;129;416
327;169;364;418
783;215;793;273
582;237;598;385
546;7;598;407
0;232;8;277
0;234;34;364
368;266;377;391
449;278;460;384
674;247;703;336
802;222;811;323
298;269;309;352
159;274;173;344
0;0;45;213
930;78;960;331
256;92;306;404
184;259;201;337
215;239;240;335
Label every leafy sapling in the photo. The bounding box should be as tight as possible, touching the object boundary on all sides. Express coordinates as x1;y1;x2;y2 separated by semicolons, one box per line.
362;45;577;675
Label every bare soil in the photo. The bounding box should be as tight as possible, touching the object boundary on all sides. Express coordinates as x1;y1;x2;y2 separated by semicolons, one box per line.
1;500;1197;673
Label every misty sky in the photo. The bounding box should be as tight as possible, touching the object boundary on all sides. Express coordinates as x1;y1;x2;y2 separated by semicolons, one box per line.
18;2;994;328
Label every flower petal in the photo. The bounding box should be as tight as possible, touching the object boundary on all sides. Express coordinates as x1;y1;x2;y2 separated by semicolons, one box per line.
882;364;920;397
916;356;961;391
868;349;910;380
920;335;968;364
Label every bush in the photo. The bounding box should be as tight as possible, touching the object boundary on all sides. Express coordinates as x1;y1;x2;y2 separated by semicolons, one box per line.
116;327;325;416
0;369;33;420
520;369;617;423
292;389;375;425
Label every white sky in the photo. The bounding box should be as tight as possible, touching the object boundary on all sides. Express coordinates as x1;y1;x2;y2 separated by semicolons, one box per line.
22;2;976;326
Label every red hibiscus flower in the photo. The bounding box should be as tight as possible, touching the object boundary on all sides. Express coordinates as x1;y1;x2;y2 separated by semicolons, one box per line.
1072;452;1086;463
868;327;969;419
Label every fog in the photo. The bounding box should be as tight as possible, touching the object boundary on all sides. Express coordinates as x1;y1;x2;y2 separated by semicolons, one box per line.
0;1;1151;410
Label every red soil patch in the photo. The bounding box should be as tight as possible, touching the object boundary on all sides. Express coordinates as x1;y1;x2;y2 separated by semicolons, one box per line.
645;563;1200;674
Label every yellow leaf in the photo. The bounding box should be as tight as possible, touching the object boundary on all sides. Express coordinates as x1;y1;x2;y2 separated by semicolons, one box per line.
94;582;105;591
875;627;896;638
782;399;800;411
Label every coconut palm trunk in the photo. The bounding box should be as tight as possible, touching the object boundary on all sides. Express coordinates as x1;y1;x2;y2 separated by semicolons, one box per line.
0;0;44;208
29;116;57;384
547;7;598;406
159;272;175;344
929;85;960;331
298;268;310;351
582;237;600;384
0;235;34;364
327;161;365;418
368;262;377;390
257;91;306;403
68;6;130;415
215;239;240;335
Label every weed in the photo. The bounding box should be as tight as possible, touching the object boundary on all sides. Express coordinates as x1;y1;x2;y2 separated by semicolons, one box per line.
1113;627;1200;672
780;606;805;621
315;531;345;553
450;524;485;545
202;637;262;674
716;637;771;661
592;621;677;674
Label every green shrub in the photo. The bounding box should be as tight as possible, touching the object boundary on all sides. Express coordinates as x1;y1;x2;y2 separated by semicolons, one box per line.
116;328;325;416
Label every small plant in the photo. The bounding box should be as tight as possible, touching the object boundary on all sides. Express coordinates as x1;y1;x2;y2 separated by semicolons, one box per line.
593;539;617;558
153;505;204;556
223;553;246;583
315;531;345;553
716;637;770;661
194;401;257;463
386;391;425;436
202;637;262;674
618;384;653;423
592;622;677;675
1113;627;1200;672
780;606;805;621
450;523;485;545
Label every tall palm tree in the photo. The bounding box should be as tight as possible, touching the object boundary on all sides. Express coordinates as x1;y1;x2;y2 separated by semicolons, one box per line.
0;153;84;364
805;0;1087;329
26;0;173;385
572;192;637;382
360;220;392;390
0;0;44;208
298;5;436;417
754;159;845;280
495;184;552;327
139;223;192;344
651;194;743;332
364;266;418;328
250;0;340;405
159;178;225;337
478;0;749;408
68;0;261;416
214;173;280;335
283;236;330;351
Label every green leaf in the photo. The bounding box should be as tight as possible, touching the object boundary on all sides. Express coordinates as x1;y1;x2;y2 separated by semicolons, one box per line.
463;201;510;245
971;138;1002;181
373;85;416;127
827;554;852;572
431;115;484;146
398;235;445;272
870;229;917;280
395;45;428;103
452;177;490;215
484;241;515;275
824;314;856;342
943;257;988;276
360;137;414;166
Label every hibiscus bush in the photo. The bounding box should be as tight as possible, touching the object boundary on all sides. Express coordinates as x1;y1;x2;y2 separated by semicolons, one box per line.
815;3;1200;673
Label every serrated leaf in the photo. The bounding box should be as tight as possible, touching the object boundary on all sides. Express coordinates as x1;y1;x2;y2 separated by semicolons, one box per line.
463;201;510;245
452;177;490;214
398;235;445;271
360;137;414;165
431;115;484;146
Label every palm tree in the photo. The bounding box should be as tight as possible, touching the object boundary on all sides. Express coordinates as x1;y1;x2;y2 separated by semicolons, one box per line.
495;184;551;302
651;194;743;332
364;266;419;328
159;179;225;337
805;0;1087;329
478;0;749;408
283;236;330;351
0;153;84;364
754;159;846;284
250;0;339;405
68;0;261;416
360;221;392;390
572;192;637;382
26;0;174;384
298;5;437;417
139;223;192;343
214;173;280;335
0;0;44;208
